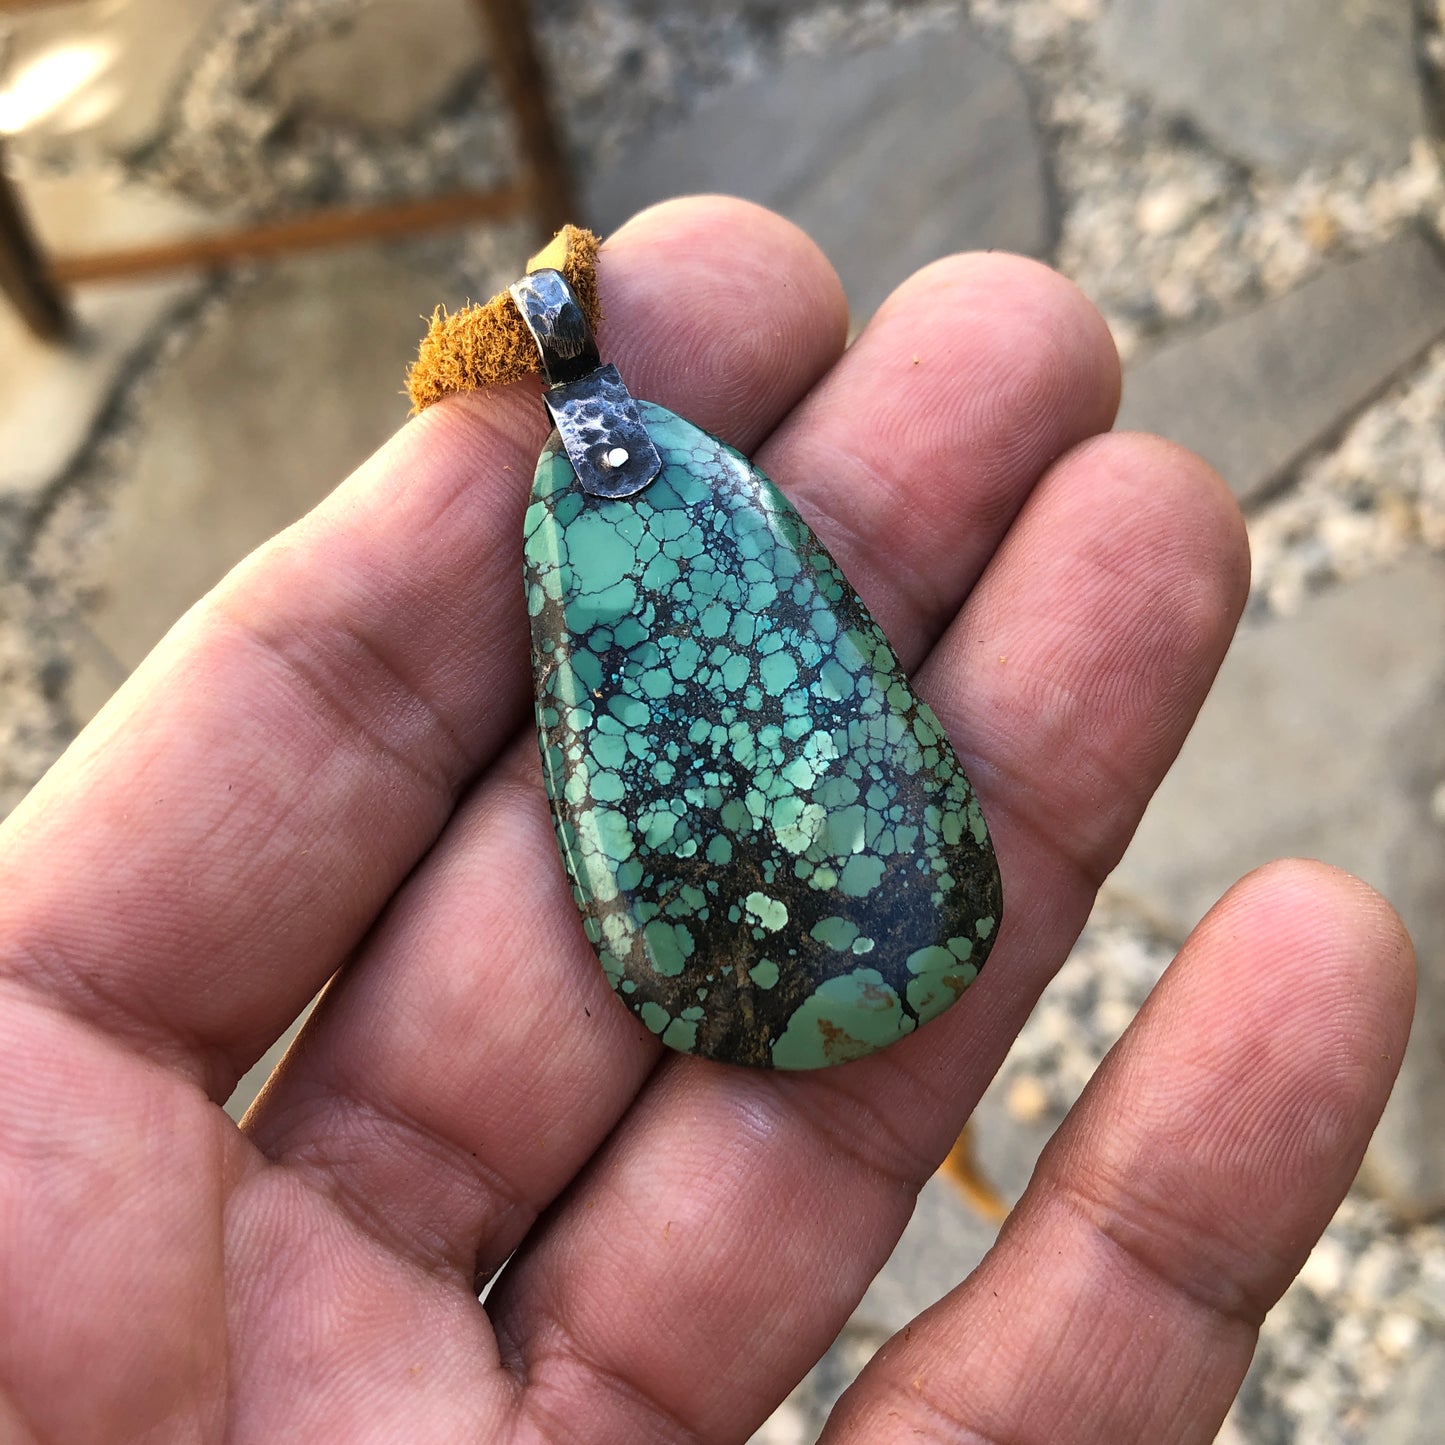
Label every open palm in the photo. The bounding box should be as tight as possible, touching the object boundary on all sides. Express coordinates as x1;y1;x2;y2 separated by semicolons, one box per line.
0;199;1413;1444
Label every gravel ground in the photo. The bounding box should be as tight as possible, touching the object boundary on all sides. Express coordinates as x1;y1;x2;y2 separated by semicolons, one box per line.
2;1;1443;1440
1249;345;1445;618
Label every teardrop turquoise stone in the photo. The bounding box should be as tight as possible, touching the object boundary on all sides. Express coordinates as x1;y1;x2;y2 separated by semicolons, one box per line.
523;402;1002;1069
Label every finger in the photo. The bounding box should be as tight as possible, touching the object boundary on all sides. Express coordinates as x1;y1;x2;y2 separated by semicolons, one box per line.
475;431;1249;1443
765;250;1122;652
245;254;1121;1284
825;862;1414;1444
0;197;848;1096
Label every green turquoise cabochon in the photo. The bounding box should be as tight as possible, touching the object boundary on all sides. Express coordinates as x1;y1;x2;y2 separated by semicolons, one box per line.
523;402;1002;1069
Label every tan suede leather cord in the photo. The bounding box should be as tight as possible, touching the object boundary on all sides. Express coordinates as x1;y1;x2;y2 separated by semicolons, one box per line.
405;225;602;413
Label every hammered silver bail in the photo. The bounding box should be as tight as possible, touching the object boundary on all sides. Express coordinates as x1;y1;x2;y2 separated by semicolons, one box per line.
510;269;661;499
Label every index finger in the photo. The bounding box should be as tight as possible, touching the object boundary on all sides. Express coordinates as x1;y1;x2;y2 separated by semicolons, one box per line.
0;199;849;1097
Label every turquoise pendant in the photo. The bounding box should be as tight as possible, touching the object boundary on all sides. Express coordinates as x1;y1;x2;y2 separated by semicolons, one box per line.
513;270;1001;1068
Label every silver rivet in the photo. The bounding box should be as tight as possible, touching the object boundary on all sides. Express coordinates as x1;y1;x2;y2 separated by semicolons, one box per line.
602;446;630;469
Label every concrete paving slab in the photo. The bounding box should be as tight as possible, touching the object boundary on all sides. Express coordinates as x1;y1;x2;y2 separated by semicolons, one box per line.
585;23;1051;323
0;275;198;509
1113;556;1445;936
67;242;451;721
266;0;485;132
1115;235;1445;505
1098;0;1425;174
853;1173;999;1336
1111;556;1445;1216
0;0;228;158
757;1173;999;1441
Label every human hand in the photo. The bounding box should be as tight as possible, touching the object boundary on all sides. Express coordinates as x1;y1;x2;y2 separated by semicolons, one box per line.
0;198;1414;1443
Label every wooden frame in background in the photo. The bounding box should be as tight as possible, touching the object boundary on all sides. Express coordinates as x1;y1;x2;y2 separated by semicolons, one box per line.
0;0;575;342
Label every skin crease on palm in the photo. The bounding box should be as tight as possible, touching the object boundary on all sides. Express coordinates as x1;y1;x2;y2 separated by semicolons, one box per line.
0;197;1416;1445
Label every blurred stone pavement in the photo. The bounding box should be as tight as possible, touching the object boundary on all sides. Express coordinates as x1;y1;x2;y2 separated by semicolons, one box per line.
2;1;1445;1441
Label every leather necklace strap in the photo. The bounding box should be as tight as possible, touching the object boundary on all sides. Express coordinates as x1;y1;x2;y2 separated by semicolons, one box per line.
405;224;602;413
